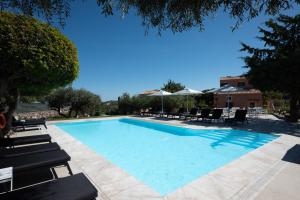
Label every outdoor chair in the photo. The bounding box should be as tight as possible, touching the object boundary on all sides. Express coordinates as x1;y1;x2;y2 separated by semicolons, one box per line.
156;111;168;118
148;108;158;117
0;173;98;200
12;117;47;130
0;150;73;178
181;108;199;120
208;109;223;122
140;109;151;116
0;142;60;158
151;109;163;117
225;109;248;124
167;107;185;119
0;134;51;148
196;109;211;121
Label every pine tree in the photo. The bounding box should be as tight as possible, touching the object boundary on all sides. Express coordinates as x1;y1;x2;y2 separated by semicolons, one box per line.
241;14;300;121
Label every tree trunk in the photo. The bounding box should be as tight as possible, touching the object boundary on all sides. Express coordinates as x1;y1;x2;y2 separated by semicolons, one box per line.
0;89;19;138
68;108;73;117
57;107;66;117
288;94;299;122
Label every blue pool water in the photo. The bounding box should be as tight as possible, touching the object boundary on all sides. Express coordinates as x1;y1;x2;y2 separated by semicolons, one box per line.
55;118;278;195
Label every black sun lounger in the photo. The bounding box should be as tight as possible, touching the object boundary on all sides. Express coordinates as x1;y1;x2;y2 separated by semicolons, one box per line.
208;109;223;122
0;150;72;176
0;142;60;158
12;117;47;129
167;108;185;119
182;108;199;120
225;109;248;124
0;173;98;200
0;134;51;147
197;108;211;121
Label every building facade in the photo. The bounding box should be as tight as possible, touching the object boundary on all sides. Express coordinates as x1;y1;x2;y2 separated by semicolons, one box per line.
214;76;263;108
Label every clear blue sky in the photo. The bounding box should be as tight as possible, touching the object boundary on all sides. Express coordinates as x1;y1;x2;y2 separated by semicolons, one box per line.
60;1;299;101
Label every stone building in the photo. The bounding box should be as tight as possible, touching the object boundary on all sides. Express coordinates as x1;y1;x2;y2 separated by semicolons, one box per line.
214;76;263;108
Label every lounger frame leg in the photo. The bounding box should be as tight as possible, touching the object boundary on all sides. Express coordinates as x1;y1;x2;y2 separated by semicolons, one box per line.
66;163;73;175
51;168;58;179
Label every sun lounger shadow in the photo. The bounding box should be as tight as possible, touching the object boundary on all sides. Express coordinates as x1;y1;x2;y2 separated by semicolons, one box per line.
282;144;300;164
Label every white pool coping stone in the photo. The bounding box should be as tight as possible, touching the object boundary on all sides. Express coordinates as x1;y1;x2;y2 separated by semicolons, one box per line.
47;116;300;200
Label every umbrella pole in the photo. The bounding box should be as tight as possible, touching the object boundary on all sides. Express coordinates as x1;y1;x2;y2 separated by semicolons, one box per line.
227;93;230;118
186;95;189;112
161;96;163;113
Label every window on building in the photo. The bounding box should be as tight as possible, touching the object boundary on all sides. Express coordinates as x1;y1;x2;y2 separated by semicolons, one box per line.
226;96;232;102
237;82;245;87
249;102;255;108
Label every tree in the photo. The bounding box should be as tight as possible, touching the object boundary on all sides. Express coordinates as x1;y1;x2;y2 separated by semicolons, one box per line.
0;12;79;136
69;89;101;117
97;0;300;33
161;80;185;93
118;93;133;115
1;1;299;32
195;89;214;109
0;0;72;26
46;87;74;116
241;14;300;122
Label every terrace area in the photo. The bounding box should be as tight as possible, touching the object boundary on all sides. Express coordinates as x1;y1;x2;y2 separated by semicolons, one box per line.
6;114;300;200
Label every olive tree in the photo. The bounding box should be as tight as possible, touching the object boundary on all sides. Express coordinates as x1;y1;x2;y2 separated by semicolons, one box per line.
0;12;79;136
46;87;74;117
69;89;102;117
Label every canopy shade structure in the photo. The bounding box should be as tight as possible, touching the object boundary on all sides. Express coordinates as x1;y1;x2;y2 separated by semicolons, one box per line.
207;84;244;94
172;88;203;95
206;84;244;117
148;90;172;113
172;88;202;112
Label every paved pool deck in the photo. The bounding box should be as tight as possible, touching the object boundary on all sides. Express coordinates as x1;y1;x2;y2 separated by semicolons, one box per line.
19;115;300;199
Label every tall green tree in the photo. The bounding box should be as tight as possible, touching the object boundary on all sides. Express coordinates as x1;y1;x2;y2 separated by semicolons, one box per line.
118;93;132;115
1;0;299;32
161;80;185;93
0;12;79;136
241;14;300;121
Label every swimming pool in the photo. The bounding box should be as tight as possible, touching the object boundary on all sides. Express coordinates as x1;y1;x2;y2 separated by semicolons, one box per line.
55;118;278;195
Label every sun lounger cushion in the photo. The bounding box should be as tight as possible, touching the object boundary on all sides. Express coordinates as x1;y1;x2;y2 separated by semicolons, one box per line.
0;143;60;158
0;134;51;147
0;173;98;200
0;150;70;173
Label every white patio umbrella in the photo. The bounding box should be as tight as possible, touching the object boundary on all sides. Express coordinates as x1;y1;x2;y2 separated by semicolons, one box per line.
148;90;172;113
172;88;203;112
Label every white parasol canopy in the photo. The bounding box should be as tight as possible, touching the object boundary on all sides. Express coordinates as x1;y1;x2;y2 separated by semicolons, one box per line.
148;90;172;113
172;88;202;112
